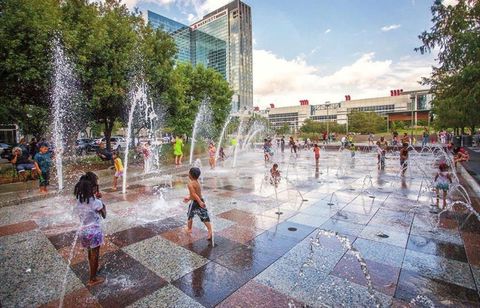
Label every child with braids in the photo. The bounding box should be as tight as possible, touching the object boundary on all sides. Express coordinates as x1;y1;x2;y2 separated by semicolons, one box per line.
74;172;106;286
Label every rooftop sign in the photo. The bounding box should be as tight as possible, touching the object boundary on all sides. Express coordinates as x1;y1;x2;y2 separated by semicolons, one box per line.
190;10;227;30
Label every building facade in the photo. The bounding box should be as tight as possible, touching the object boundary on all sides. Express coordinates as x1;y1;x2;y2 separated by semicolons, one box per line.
145;0;253;112
257;89;433;131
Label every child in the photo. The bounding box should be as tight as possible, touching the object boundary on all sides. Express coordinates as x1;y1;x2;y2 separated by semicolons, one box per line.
313;144;320;164
173;135;184;166
208;142;216;169
74;173;106;287
349;143;356;158
263;139;271;162
219;147;226;161
270;163;281;185
112;152;123;191
183;167;212;240
400;143;409;176
434;162;453;209
34;143;52;193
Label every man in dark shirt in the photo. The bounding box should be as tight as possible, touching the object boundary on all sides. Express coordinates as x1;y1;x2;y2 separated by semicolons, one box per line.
96;143;113;161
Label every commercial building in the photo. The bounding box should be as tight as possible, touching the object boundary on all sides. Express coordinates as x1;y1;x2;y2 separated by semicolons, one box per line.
258;89;432;131
144;0;253;112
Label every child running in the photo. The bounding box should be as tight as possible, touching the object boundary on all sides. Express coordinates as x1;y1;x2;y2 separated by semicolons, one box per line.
263;139;271;162
434;162;453;209
349;143;356;158
219;147;226;161
112;152;123;191
313;144;320;165
183;167;213;240
34;143;52;193
208;142;216;169
74;172;106;287
270;163;281;185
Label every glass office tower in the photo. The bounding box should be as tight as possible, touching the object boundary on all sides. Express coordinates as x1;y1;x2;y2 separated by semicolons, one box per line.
145;0;253;112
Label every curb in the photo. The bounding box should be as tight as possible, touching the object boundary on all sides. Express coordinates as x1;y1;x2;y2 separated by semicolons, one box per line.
457;163;480;199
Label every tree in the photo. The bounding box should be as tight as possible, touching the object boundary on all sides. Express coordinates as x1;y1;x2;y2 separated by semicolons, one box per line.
0;0;61;137
165;63;233;137
416;0;480;133
276;123;291;135
348;111;386;133
300;119;346;134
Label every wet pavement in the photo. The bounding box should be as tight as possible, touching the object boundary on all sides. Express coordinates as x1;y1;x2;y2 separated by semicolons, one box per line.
1;147;480;307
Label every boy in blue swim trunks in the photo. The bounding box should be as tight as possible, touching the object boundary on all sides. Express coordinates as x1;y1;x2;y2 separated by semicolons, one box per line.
183;167;213;240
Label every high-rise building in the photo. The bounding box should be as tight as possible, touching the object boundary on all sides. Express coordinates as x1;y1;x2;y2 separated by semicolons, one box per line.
144;0;253;112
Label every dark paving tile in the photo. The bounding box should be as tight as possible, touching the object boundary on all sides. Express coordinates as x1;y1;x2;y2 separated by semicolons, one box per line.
109;225;158;248
331;210;373;225
245;231;299;258
407;234;468;263
216;224;264;244
142;217;185;235
461;231;480;266
267;220;315;241
217;209;256;223
217;280;304;308
214;244;279;279
58;236;119;266
217;209;279;230
331;253;400;296
459;214;480;233
39;287;100;308
71;249;167;307
47;230;78;250
395;269;480;306
0;220;38;237
172;261;248;308
182;235;241;261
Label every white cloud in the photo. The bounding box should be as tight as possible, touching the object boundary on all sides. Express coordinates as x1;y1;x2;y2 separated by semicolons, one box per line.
381;24;401;32
324;29;331;34
187;13;195;22
442;0;458;6
253;49;434;108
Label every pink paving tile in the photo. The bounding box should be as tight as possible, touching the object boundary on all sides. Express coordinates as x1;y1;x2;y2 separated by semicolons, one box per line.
217;224;264;244
40;287;100;308
217;280;304;308
0;220;38;237
160;226;206;246
331;253;400;296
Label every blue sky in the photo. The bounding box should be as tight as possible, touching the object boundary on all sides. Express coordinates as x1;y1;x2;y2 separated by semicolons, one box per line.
127;0;443;108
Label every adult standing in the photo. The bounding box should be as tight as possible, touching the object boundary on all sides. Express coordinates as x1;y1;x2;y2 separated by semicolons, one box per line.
280;136;285;153
173;135;184;166
422;127;429;147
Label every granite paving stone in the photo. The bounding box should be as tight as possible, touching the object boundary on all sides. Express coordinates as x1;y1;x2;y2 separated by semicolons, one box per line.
0;230;84;307
353;238;405;268
216;224;264;244
359;224;410;248
395;269;480;306
71;249;167;307
407;234;468;263
0;220;38;237
127;284;204;308
320;218;366;237
123;235;208;282
172;261;249;308
287;212;331;228
402;249;476;290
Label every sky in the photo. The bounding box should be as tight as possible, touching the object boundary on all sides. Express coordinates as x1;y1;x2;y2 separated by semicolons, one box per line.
121;0;456;108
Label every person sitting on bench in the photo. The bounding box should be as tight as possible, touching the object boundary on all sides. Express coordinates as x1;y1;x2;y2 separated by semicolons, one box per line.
8;147;38;181
96;143;113;161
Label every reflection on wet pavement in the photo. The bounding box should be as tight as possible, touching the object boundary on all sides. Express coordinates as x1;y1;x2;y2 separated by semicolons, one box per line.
1;148;480;307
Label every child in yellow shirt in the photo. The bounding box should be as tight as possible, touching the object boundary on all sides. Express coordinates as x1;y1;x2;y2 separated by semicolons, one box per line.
112;152;123;191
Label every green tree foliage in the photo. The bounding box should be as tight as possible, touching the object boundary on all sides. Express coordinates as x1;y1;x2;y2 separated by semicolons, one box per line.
300;119;346;135
348;111;386;133
416;0;480;132
275;123;291;135
0;0;61;136
166;63;233;136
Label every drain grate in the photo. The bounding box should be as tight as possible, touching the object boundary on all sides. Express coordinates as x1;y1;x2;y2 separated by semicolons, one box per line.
288;227;298;232
376;233;389;238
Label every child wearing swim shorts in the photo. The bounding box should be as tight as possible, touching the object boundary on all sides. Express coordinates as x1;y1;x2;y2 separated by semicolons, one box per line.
74;172;106;286
183;167;212;240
